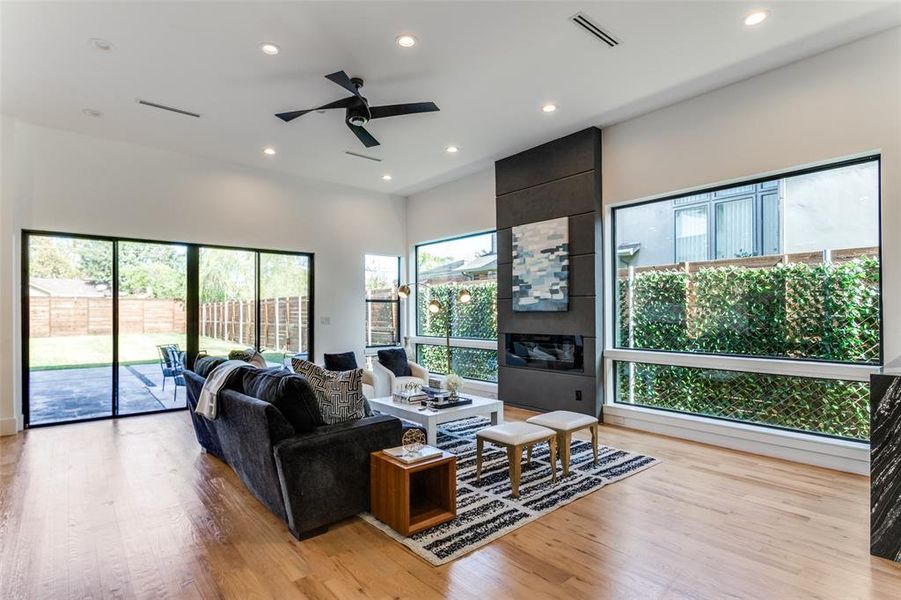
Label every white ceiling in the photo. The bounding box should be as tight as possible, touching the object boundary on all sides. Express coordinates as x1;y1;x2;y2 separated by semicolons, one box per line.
3;1;900;195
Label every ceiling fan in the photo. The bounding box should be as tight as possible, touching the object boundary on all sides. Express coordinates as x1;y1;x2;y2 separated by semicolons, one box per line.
275;70;440;148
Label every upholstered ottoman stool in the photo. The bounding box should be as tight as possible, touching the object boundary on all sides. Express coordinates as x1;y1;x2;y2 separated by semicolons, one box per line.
526;411;599;476
476;422;557;498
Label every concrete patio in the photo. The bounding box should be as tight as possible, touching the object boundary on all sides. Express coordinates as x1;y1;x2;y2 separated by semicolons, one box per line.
28;363;186;425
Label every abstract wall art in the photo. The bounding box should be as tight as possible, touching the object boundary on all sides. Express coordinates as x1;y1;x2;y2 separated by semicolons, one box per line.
511;217;569;312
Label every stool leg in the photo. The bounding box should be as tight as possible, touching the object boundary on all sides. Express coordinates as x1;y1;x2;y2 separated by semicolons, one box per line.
508;445;522;498
548;436;557;483
560;431;572;477
526;444;532;465
476;438;484;483
591;424;599;465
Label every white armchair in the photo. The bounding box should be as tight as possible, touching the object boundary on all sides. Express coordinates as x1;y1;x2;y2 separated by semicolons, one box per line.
361;369;376;399
371;359;429;398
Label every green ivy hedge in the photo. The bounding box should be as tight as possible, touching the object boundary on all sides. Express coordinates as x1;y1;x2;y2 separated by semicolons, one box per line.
617;256;879;439
616;361;869;440
415;281;498;381
618;257;880;362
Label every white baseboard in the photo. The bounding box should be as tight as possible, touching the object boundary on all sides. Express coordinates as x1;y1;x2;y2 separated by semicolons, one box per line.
0;416;21;436
603;404;869;475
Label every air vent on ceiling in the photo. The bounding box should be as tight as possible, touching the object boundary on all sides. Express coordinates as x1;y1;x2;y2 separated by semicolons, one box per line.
344;151;382;162
136;99;201;118
570;12;619;48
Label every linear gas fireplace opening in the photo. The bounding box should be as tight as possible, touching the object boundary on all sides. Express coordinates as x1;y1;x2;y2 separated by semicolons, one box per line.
504;333;584;372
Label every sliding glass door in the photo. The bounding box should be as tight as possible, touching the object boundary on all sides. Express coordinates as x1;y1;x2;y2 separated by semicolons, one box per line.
117;241;188;414
260;252;312;365
26;235;114;425
199;247;257;356
23;232;314;427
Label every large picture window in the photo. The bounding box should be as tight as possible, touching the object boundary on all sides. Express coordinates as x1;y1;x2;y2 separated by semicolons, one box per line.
414;232;498;382
610;157;880;440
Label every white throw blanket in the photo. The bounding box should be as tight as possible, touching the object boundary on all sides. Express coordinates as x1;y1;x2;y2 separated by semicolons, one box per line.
194;360;248;420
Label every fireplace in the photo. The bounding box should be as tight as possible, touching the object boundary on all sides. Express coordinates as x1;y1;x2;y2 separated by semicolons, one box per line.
504;333;584;372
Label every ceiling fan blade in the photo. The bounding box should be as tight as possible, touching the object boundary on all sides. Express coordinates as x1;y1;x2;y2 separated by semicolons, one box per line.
275;109;313;122
369;102;440;119
275;96;357;123
325;70;362;98
346;122;380;148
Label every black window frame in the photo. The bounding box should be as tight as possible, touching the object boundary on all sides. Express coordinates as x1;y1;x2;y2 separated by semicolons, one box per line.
21;229;314;428
364;254;401;349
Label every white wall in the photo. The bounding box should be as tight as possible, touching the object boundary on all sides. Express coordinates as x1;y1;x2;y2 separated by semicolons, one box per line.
603;26;901;364
405;166;495;249
0;118;406;433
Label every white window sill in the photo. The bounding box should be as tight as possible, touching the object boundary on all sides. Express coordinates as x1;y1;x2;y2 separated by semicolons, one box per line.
603;403;869;475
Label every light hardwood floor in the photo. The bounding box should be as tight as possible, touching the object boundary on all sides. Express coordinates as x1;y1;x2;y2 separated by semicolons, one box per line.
2;407;900;599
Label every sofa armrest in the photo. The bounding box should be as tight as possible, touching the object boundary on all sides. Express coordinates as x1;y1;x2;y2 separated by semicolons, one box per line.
273;414;402;538
409;360;429;382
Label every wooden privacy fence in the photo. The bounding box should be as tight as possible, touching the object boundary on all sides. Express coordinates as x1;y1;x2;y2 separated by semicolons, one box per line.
617;246;879;277
29;297;186;338
200;296;309;353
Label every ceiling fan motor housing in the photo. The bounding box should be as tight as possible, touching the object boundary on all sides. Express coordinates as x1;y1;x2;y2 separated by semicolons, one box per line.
347;105;369;127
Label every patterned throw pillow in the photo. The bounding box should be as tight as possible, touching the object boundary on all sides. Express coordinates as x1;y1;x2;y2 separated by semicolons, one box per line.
291;358;366;425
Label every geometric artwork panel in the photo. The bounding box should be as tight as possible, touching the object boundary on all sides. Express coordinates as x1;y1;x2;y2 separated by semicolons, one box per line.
512;217;569;312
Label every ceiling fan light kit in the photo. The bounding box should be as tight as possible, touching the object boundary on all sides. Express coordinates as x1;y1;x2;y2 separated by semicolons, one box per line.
274;70;440;148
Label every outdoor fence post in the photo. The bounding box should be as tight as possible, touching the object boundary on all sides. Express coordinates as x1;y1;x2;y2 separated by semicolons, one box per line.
274;297;281;353
238;300;244;345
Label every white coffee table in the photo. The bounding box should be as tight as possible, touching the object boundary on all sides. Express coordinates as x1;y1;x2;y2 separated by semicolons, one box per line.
368;394;504;446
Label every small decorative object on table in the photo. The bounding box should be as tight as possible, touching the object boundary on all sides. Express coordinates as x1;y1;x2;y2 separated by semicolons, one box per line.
445;373;464;399
382;429;442;464
393;382;427;404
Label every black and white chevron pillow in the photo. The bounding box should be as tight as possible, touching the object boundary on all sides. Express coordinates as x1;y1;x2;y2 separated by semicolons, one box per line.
291;359;365;425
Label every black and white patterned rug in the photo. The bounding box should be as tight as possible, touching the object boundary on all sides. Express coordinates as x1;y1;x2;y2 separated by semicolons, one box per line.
360;417;659;565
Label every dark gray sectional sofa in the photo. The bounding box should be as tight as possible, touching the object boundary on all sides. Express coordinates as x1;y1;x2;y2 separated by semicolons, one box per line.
184;358;402;539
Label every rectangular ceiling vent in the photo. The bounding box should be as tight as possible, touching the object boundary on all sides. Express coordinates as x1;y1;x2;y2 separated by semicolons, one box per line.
570;12;619;48
344;151;382;162
136;99;201;118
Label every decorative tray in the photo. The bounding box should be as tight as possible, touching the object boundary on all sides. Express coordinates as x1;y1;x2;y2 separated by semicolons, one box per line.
422;397;473;409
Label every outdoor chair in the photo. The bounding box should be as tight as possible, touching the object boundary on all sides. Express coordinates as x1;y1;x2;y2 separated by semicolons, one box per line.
157;344;186;399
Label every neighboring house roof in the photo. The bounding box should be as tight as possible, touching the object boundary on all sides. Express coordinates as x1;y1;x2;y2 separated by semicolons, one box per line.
29;278;108;297
420;253;498;282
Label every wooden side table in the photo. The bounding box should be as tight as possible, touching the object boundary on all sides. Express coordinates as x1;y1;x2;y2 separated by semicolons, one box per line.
370;450;456;536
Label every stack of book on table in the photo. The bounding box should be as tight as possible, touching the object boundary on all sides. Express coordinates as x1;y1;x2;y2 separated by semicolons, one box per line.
383;444;443;464
393;390;427;404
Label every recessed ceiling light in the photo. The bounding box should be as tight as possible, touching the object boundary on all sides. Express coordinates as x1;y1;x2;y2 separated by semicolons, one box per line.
259;42;280;55
446;145;459;154
744;10;769;26
382;174;393;181
396;35;417;48
542;103;557;113
82;108;102;118
263;147;277;156
88;38;113;51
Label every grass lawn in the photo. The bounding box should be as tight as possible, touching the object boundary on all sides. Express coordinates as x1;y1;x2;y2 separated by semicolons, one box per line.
29;334;244;369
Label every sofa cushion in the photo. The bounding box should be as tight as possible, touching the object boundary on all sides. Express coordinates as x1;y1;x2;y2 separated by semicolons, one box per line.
237;367;323;433
377;348;412;377
292;359;367;425
194;355;227;378
324;351;358;372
